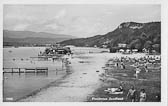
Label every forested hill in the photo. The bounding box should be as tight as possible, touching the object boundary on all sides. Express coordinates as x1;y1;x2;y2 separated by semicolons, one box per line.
60;22;161;52
3;30;75;46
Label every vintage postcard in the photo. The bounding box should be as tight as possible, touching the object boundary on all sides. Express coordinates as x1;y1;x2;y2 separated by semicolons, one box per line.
0;0;168;106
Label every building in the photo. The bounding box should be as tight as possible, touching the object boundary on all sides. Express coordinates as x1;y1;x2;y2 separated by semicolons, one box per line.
118;43;127;48
102;44;108;48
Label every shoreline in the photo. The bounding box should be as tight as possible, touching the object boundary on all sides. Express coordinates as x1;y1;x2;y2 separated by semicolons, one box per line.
4;52;160;102
87;54;161;102
18;53;108;102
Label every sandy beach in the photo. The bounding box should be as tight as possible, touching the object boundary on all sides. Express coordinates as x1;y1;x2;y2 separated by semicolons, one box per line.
18;53;147;102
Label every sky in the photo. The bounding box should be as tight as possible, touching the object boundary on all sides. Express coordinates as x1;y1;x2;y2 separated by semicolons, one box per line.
3;4;161;38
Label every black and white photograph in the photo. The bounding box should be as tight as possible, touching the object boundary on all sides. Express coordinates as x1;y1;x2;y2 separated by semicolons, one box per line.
1;0;168;105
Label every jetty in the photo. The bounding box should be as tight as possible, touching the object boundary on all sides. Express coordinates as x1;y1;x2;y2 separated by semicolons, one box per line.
3;67;48;73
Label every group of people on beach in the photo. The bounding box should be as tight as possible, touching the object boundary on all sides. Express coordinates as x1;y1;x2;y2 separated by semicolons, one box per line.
112;55;160;66
126;85;146;102
126;85;160;102
103;55;161;102
111;84;147;102
109;55;161;78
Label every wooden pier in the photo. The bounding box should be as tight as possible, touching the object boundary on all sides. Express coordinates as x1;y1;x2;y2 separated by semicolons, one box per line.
3;67;48;73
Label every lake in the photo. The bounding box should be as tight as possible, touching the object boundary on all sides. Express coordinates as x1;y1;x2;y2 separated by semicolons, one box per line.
3;46;109;102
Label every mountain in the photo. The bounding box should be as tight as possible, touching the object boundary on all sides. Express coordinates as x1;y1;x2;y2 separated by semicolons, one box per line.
60;22;161;52
3;30;75;38
3;30;76;46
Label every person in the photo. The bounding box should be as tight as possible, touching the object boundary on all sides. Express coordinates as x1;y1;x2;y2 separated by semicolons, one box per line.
116;85;123;92
135;66;141;79
144;63;148;73
115;62;119;67
121;62;125;69
126;86;137;102
139;89;147;102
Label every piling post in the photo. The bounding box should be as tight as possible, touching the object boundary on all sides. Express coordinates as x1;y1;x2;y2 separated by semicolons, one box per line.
12;68;13;73
19;68;21;73
34;67;37;73
19;68;21;76
56;69;57;75
62;59;63;70
46;68;48;76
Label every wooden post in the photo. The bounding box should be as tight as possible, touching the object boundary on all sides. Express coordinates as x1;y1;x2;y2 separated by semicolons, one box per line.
12;68;13;73
56;69;57;75
24;68;26;73
34;68;37;73
19;68;21;76
46;68;48;76
62;59;64;70
19;68;21;73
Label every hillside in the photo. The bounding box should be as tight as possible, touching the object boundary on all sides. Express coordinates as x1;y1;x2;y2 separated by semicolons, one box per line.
3;30;76;46
60;22;161;52
3;30;75;38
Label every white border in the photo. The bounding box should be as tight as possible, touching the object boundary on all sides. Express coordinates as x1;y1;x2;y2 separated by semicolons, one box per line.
0;0;167;106
0;0;164;4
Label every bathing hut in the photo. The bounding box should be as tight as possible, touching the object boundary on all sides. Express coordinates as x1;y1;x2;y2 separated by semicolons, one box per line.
132;49;138;53
119;49;125;53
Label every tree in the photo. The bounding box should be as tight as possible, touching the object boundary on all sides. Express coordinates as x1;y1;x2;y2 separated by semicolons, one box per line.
144;41;152;49
144;41;153;53
152;44;161;53
128;39;142;51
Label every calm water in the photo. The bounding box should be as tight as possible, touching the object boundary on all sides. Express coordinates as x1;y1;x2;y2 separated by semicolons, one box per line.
3;46;109;102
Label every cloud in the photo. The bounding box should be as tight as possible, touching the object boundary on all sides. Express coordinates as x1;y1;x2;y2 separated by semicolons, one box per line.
13;24;29;31
4;14;36;22
59;16;113;37
45;24;59;29
3;5;160;37
23;9;68;33
54;9;66;19
4;13;37;30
